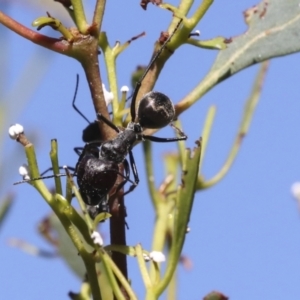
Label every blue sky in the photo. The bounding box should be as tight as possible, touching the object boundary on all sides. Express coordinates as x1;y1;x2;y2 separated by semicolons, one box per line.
1;1;300;299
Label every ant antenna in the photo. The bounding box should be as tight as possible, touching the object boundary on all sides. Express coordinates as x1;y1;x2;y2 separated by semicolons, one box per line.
72;74;91;124
130;19;183;121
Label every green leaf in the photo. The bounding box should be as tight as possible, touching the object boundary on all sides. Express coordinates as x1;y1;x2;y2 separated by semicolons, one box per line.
188;36;228;50
32;17;61;31
177;0;300;114
93;212;111;226
32;16;74;42
212;0;300;80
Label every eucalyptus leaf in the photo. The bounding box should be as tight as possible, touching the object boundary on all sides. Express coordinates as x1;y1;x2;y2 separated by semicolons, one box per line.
212;0;300;80
178;0;300;113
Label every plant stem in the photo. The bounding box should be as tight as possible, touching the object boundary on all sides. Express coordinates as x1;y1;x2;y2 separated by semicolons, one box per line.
153;141;202;297
49;139;63;195
70;0;89;33
0;11;70;54
93;0;106;32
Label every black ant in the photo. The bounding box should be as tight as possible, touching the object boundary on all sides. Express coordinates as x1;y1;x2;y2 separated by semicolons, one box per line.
16;19;187;218
76;19;187;215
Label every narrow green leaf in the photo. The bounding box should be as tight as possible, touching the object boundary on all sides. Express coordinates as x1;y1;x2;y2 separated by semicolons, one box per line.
32;16;74;42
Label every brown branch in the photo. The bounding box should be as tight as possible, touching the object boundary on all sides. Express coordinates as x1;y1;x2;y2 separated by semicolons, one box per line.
0;11;72;55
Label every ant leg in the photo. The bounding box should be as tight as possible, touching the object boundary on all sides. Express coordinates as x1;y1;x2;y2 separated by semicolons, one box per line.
72;75;112;127
123;150;139;196
111;156;139;197
142;135;187;143
41;166;76;176
74;147;84;156
40;166;57;176
72;74;91;124
141;123;187;142
141;133;187;143
128;150;139;185
96;113;120;133
170;123;187;138
112;159;131;196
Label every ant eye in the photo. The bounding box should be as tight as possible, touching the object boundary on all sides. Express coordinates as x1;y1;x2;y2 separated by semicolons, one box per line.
137;91;175;129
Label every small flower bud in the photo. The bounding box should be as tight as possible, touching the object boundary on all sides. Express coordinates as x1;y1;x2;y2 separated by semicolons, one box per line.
149;251;165;263
189;30;201;38
8;124;24;139
91;230;103;246
19;164;30;180
120;86;130;93
102;83;113;105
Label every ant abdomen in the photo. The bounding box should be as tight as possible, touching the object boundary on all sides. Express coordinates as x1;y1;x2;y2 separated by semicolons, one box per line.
76;155;119;206
137;91;175;129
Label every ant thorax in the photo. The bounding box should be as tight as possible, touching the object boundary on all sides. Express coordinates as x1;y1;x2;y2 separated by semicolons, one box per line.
99;126;137;163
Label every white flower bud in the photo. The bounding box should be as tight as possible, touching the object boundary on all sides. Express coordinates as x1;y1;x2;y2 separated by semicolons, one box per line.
8;124;24;139
120;86;129;93
19;164;30;180
102;83;113;106
91;230;103;246
149;251;165;263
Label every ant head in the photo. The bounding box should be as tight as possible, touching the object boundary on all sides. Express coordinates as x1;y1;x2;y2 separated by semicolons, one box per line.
82;122;102;143
137;91;175;129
